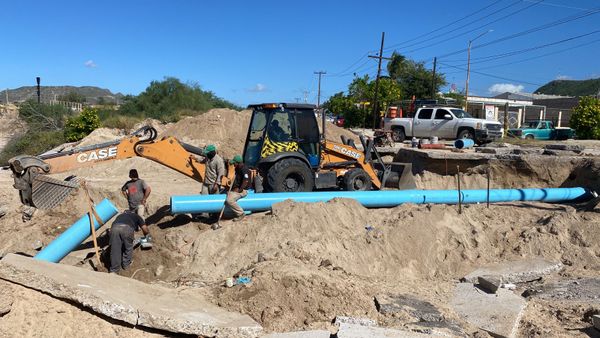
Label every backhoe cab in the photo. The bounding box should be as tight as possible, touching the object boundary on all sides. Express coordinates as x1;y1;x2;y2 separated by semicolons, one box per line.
243;103;415;192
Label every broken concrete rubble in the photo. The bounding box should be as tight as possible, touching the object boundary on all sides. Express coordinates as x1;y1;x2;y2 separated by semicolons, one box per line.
374;294;444;322
0;288;12;317
336;323;446;338
334;316;377;327
261;330;331;338
0;254;262;337
477;275;502;293
593;315;600;331
451;283;526;338
525;278;600;303
462;258;562;284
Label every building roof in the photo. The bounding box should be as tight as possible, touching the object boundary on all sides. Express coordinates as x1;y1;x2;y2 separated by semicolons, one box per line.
493;92;533;101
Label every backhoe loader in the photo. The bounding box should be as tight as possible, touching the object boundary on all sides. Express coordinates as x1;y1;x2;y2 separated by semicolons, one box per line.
8;103;416;210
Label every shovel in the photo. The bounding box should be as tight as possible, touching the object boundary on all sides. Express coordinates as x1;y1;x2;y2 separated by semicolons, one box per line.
213;180;233;230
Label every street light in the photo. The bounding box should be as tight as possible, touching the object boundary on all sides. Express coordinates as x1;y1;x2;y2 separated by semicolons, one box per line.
465;29;492;113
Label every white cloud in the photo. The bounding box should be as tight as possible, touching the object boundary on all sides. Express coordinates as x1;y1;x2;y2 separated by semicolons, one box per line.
488;83;524;94
84;60;97;68
247;83;267;92
555;75;572;80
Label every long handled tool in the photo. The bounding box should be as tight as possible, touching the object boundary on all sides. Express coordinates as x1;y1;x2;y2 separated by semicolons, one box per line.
213;180;233;230
81;181;104;268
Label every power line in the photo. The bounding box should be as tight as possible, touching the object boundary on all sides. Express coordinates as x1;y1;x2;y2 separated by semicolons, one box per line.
383;0;507;51
399;0;546;55
437;6;600;58
444;29;600;65
438;61;543;86
328;52;370;77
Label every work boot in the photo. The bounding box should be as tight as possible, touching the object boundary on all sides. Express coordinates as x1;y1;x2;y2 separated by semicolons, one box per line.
232;214;245;222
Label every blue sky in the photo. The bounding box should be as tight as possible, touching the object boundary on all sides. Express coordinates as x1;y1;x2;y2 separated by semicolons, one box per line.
1;0;599;106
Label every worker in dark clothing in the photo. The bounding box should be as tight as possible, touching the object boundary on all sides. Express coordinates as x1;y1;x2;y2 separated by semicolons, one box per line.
109;210;151;273
225;155;250;221
269;119;287;141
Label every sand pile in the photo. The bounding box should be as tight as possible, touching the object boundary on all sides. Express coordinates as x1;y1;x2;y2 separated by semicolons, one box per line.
130;118;169;135
77;128;126;147
0;105;25;152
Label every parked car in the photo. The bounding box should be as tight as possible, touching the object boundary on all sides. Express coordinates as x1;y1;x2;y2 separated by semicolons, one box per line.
335;116;345;127
508;121;574;140
383;106;503;145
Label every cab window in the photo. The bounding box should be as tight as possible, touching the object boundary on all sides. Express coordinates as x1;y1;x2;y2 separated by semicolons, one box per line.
434;109;451;120
418;109;433;120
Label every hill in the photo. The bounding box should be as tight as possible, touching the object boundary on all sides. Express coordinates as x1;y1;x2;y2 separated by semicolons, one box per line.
534;78;600;96
0;86;124;105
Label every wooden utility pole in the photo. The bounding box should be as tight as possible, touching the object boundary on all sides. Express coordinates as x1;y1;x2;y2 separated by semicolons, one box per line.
36;77;41;103
503;102;509;137
431;57;437;99
4;88;8;105
314;71;326;108
368;32;392;129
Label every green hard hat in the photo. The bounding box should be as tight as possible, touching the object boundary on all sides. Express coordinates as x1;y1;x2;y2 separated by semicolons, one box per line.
203;144;216;154
230;155;243;164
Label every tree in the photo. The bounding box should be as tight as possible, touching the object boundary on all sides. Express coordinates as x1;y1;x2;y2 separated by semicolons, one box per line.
570;96;600;139
58;91;86;103
119;77;240;121
387;52;446;99
64;107;101;142
18;100;73;131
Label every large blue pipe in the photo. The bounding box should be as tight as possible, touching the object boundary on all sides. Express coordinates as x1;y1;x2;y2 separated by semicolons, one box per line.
171;187;588;214
35;198;118;263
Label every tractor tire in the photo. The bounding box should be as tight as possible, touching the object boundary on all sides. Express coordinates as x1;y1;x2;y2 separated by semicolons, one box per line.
343;169;372;191
392;127;406;142
267;158;314;193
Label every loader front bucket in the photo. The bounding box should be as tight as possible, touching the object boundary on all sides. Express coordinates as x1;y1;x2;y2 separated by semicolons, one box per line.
374;162;417;190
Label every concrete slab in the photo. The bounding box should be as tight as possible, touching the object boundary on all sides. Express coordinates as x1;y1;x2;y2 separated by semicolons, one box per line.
451;283;526;338
463;258;562;283
261;330;331;338
593;315;600;331
374;294;444;322
0;254;262;337
336;323;445;338
527;278;600;303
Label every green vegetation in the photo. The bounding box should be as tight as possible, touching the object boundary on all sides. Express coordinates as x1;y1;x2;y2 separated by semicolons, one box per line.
58;91;86;103
118;77;241;122
387;52;446;99
570;96;600;139
0;77;240;164
64;107;101;142
535;78;600;96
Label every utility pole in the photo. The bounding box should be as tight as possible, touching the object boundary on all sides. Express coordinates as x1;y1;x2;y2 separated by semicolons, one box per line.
465;30;492;113
36;76;41;103
302;90;309;103
314;71;326;108
294;97;300;103
368;32;392;129
4;88;8;105
431;57;437;99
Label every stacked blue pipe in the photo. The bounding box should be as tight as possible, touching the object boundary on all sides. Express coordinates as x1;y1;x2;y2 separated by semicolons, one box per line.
35;198;118;263
454;138;475;149
171;187;588;214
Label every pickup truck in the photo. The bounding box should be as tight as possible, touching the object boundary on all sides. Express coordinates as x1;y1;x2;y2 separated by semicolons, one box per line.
508;121;575;140
383;106;504;145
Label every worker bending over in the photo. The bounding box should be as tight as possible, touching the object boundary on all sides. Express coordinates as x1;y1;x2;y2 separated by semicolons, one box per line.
225;155;250;222
121;169;151;217
109;210;151;274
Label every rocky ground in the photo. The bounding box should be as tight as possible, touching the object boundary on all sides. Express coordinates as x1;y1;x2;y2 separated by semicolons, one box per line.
1;109;600;337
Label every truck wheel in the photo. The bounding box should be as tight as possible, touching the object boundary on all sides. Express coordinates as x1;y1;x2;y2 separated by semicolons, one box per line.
457;129;474;140
343;169;372;191
392;128;406;142
267;158;314;193
525;134;534;140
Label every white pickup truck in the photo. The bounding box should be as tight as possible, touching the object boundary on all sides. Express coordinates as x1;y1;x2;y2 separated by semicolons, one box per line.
383;106;504;145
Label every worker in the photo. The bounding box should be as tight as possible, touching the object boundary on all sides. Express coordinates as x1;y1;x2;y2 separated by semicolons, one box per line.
269;119;286;141
201;144;226;195
225;155;250;221
121;169;151;217
109;210;151;274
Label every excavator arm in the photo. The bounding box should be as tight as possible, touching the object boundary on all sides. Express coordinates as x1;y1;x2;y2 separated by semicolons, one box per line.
9;126;233;209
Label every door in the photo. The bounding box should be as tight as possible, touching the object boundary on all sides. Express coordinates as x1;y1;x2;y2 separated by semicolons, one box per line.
537;121;551;140
432;108;458;139
412;108;434;137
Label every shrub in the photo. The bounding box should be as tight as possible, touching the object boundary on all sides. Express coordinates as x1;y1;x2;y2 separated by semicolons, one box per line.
102;115;141;130
64;107;101;142
570;96;600;139
0;131;66;165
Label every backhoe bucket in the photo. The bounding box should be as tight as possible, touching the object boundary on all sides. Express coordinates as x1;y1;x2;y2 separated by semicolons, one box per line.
375;162;417;190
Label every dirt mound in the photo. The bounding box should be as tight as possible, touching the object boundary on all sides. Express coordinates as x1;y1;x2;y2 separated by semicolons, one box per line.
77;127;125;147
131;118;169;135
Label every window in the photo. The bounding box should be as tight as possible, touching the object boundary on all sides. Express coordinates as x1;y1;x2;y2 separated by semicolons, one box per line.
268;111;295;142
450;109;474;118
434;109;451;120
248;110;267;141
418;109;433;120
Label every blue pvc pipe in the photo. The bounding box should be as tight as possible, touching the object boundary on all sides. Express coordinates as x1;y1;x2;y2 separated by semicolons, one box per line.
35;199;118;263
170;187;588;214
455;138;475;149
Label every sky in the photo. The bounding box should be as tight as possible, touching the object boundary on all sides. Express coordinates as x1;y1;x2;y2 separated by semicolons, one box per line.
1;0;599;106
